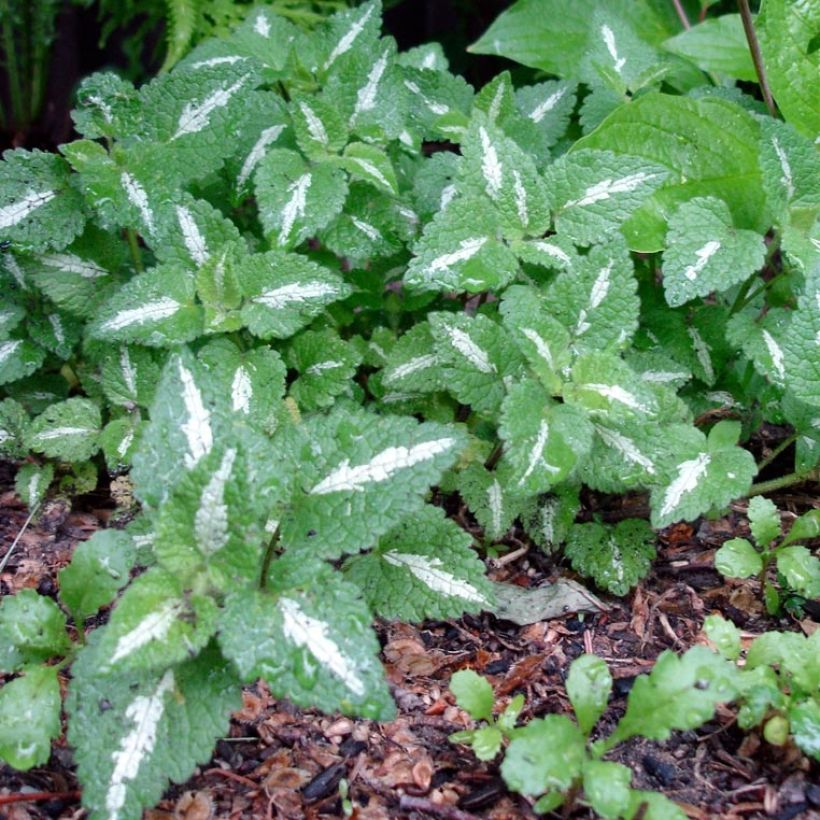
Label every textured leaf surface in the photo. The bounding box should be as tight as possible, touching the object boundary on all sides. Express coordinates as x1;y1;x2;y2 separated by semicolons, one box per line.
287;329;362;411
663;15;756;81
0;666;61;770
343;505;493;620
450;669;494;721
68;639;240;820
662;197;765;307
0;339;45;387
566;654;612;735
0;589;70;673
13;462;53;509
457;464;525;542
26;397;101;462
279;408;465;557
218;573;394;720
782;264;820;407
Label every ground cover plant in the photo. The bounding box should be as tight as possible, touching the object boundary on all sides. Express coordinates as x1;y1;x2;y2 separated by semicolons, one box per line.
0;0;818;817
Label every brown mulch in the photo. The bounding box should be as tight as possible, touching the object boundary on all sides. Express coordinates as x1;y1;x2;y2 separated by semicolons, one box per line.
0;460;818;820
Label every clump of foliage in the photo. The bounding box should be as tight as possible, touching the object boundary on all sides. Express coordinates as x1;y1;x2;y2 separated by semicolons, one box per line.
715;498;820;613
0;0;818;816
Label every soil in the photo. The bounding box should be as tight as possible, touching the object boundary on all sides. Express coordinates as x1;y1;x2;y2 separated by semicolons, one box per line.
0;458;818;820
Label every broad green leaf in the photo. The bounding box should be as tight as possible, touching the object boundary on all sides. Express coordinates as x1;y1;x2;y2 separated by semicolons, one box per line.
501;715;586;796
583;760;632;820
757;0;820;138
520;487;580;551
499;380;592;494
0;666;61;770
404;197;519;293
0;398;29;458
456;464;526;542
218;574;395;720
0;338;45;386
782;509;820;547
468;0;672;77
468;726;504;761
89;265;203;347
608;646;738;746
458;115;550;237
278;407;465;557
26;397;101;462
239;250;350;340
71;72;140;140
429;311;523;415
68;638;240;820
317;0;383;77
747;496;781;546
255;149;348;249
650;421;757;528
338;143;398;195
566;654;612;735
195;240;246;332
663;15;756;81
703;614;742;661
154;442;285;590
662;197;766;307
94;568;217;675
0;149;85;252
515;80;577;150
343;505;493;620
579;419;661;493
715;538;762;579
131;349;225;508
27;309;82;360
549;239;640;354
13;462;52;509
378;321;443;396
546;150;669;245
412;152;459;221
565;519;656;596
626;791;687;820
726;306;790;387
59;529;136;621
0;589;70;673
510;234;578;274
287;329;362;411
291;94;348;159
100;345;162;409
789;699;820;761
782;264;820;408
776;546;820;599
450;669;494;721
573;93;767;252
401;67;474;140
97;416;140;470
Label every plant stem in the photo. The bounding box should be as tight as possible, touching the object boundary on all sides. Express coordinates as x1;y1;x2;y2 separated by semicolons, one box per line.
259;526;280;590
748;470;818;497
484;442;503;471
757;433;798;472
126;228;143;273
672;0;691;29
737;0;777;118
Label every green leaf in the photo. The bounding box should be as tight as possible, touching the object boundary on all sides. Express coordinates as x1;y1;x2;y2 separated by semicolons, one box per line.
101;345;162;410
0;149;85;252
0;398;29;458
14;462;53;509
626;790;687;820
279;408;465;557
343;505;493;620
789;699;820;761
94;567;217;675
317;0;383;77
565;519;656;596
649;423;757;528
26;397;101;462
468;0;672;76
703;614;742;661
776;546;820;599
609;646;738;746
499;380;592;494
0;338;45;387
450;669;495;722
782;264;820;408
757;0;820;138
514;80;577;150
338;143;398;195
0;666;61;770
573;93;767;252
378;321;443;397
0;589;71;673
218;575;395;720
255;149;348;249
501;715;586;796
404;197;519;293
68;638;240;820
456;464;526;542
239;250;351;340
71;71;141;140
747;496;781;546
583;760;632;819
546;150;669;245
663;15;756;81
429;311;523;415
458;115;550;237
782;509;820;547
662;197;766;307
469;726;504;761
89;265;203;347
291;94;348;159
287;329;362;411
59;529;136;622
520;487;580;551
567;654;612;735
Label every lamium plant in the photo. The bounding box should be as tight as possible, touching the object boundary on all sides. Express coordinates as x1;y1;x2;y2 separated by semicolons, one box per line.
0;0;818;816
